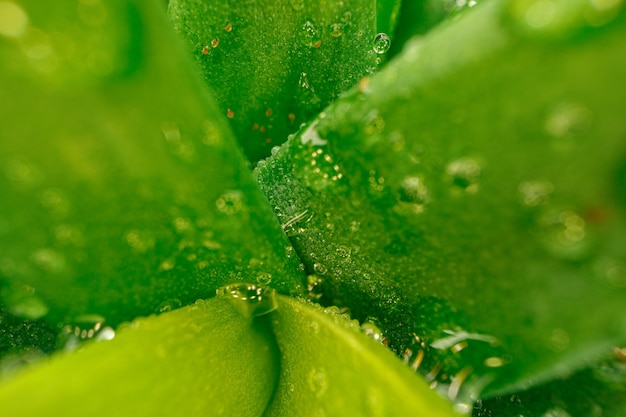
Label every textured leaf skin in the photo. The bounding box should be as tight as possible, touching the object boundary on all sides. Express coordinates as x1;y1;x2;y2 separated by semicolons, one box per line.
264;295;460;417
0;297;279;416
168;0;378;161
256;0;626;398
0;0;304;337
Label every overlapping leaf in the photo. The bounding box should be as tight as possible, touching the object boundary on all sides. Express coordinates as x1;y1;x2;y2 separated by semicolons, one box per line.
0;297;279;416
168;0;379;161
255;0;626;401
0;0;304;348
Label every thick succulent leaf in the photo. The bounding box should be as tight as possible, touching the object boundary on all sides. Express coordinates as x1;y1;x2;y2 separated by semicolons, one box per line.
263;295;460;416
0;0;304;337
167;0;379;161
475;350;626;417
0;297;279;416
255;0;626;400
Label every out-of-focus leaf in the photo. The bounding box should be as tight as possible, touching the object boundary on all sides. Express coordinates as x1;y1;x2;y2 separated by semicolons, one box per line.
0;0;305;342
474;350;626;417
256;0;626;402
0;297;279;416
168;0;379;161
264;295;460;416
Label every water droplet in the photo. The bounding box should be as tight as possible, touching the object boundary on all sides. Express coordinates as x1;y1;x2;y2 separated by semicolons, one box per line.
158;258;175;271
329;22;344;37
125;229;155;253
335;245;351;259
216;283;278;318
398;176;430;209
361;320;385;344
298;73;322;107
518;180;554;206
0;1;29;39
364;110;385;136
307;274;324;301
256;272;272;285
300;19;322;48
372;33;391;54
202;120;222;146
215;190;244;214
307;368;328;397
173;217;192;233
538;209;589;260
446;157;482;192
313;262;328;275
156;298;182;314
31;249;65;274
161;122;196;162
545;102;592;140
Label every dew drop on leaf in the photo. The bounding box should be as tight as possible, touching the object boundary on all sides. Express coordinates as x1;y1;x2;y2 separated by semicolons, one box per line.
446;157;482;192
256;272;272;285
307;368;328;397
216;283;278;318
372;33;391;54
155;298;182;314
300;19;322;48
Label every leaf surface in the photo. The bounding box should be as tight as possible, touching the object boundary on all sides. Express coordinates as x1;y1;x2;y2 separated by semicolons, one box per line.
264;295;460;416
0;0;304;338
255;0;626;400
168;0;379;161
0;297;279;416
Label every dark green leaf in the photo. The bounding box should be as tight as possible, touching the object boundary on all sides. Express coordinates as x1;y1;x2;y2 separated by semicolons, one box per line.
0;297;279;416
255;0;626;400
168;0;379;161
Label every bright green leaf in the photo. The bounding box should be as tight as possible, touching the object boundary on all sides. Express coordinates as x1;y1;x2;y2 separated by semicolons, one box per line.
264;295;460;416
255;0;626;399
0;0;304;336
0;297;279;416
167;0;379;161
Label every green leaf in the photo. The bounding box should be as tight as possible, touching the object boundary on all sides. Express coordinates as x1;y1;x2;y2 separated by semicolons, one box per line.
255;0;626;399
476;351;626;417
264;295;460;416
0;0;304;335
0;297;279;416
167;0;379;161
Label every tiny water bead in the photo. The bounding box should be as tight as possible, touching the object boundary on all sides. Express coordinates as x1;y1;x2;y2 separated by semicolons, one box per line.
300;19;322;48
518;180;554;206
215;190;244;214
372;33;391;54
155;298;182;314
538;209;589;260
216;283;278;318
398;176;430;206
307;368;328;397
446;157;482;192
361;320;385;344
256;272;272;285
